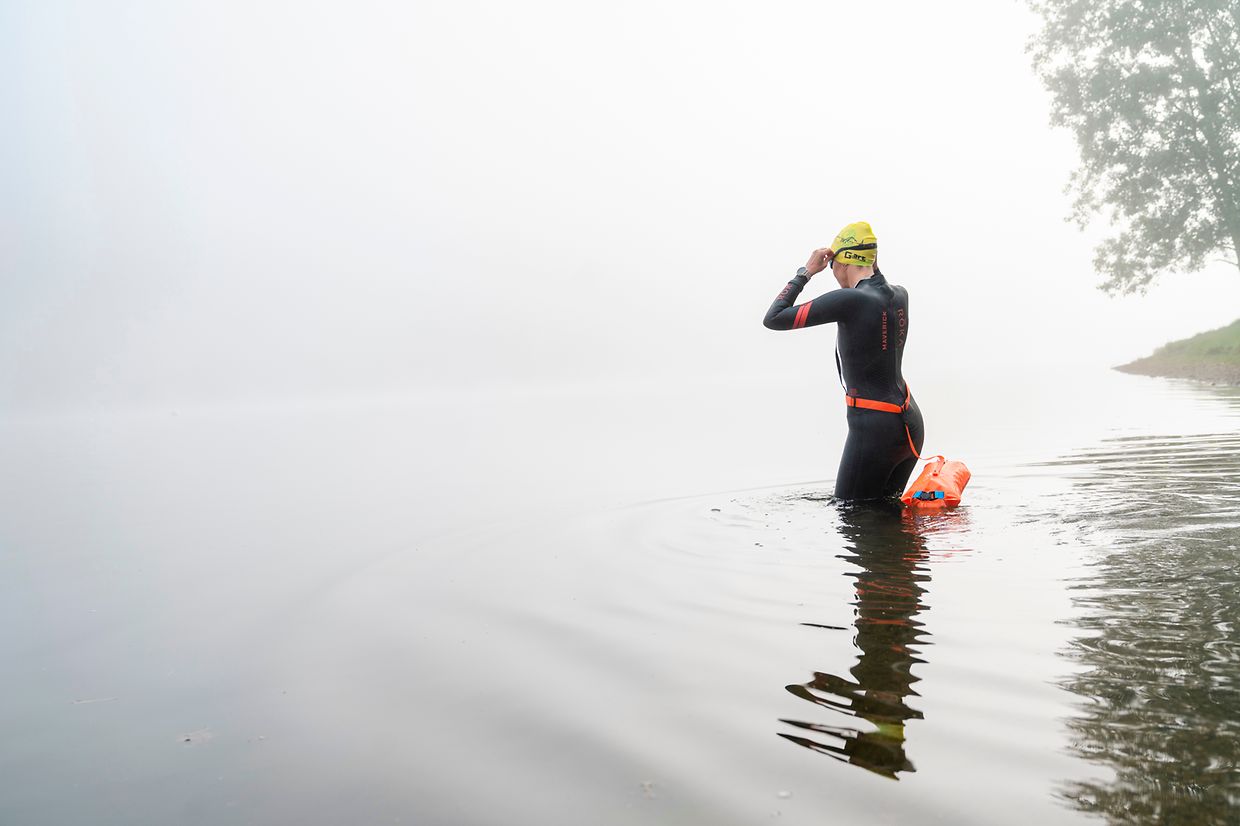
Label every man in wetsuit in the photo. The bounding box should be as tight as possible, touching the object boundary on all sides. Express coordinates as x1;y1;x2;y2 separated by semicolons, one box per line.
763;221;924;500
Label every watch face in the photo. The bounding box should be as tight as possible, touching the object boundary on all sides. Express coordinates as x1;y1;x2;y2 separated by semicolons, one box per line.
797;267;808;276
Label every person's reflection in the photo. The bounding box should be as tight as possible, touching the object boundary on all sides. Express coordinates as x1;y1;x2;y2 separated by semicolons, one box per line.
778;500;953;780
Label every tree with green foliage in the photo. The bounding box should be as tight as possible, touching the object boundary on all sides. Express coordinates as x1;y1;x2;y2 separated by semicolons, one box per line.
1028;0;1240;294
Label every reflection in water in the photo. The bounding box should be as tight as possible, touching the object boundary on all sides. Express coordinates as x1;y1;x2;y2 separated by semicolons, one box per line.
778;501;969;780
1046;430;1240;822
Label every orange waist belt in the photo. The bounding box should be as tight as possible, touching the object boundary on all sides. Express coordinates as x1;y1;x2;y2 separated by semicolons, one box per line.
844;385;918;457
844;385;911;415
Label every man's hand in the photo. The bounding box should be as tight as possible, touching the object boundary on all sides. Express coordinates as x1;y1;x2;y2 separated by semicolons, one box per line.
804;247;835;277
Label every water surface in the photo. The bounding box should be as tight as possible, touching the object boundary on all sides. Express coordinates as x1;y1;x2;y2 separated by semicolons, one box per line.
2;372;1238;824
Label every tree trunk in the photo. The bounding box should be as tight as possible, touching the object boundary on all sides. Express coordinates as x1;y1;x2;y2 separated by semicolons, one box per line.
1182;35;1240;278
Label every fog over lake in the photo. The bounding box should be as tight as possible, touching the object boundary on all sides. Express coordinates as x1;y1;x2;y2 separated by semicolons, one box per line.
5;0;1239;413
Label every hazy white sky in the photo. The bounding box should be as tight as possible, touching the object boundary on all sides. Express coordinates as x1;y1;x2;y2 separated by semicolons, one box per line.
4;0;1238;410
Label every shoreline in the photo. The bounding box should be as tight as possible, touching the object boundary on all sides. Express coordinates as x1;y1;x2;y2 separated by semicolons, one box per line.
1114;358;1240;385
1115;319;1240;386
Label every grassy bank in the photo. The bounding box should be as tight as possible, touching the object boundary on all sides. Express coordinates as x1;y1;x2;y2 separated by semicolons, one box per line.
1116;319;1240;384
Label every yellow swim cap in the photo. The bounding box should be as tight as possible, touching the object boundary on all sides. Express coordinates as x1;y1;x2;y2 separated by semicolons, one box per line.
832;221;878;267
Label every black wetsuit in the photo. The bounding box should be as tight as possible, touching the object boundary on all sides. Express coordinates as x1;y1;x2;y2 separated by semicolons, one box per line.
763;270;925;500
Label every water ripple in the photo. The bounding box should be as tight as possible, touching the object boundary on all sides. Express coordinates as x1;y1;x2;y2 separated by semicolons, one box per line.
1034;431;1240;822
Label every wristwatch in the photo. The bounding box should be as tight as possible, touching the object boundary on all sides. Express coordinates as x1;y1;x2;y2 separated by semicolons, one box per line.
796;266;809;279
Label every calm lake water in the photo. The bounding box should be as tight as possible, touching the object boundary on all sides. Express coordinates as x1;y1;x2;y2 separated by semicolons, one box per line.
2;368;1238;824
